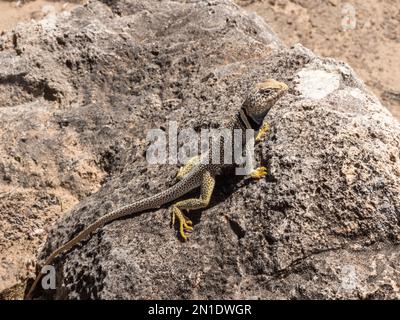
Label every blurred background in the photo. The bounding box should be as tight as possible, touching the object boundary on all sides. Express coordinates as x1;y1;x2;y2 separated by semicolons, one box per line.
0;0;399;119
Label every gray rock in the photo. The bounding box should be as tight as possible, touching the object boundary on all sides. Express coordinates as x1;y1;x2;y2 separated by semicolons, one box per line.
0;0;398;299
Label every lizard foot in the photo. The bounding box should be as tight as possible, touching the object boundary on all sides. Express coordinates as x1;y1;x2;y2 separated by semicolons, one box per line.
255;122;270;142
250;166;267;179
171;206;193;241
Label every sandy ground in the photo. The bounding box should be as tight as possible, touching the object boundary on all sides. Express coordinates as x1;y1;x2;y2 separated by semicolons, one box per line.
236;0;400;120
0;0;83;33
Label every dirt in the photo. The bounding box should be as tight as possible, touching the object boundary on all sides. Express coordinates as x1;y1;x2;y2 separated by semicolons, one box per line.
235;0;400;119
0;0;83;33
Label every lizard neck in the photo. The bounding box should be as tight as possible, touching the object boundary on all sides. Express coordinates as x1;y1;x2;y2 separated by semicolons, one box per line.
227;108;262;134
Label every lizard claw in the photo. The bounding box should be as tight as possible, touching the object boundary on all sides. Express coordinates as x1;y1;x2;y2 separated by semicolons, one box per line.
250;166;267;179
171;207;193;241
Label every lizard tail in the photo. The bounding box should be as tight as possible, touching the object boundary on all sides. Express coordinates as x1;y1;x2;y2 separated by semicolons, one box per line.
25;176;198;299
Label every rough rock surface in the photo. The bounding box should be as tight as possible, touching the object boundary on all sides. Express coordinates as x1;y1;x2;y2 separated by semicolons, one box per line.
0;0;398;299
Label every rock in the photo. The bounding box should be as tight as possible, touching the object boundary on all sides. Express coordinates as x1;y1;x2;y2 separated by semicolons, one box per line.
0;0;398;299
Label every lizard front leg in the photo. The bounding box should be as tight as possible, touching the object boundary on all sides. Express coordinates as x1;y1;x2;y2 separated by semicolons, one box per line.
171;170;215;240
251;122;270;179
255;122;270;142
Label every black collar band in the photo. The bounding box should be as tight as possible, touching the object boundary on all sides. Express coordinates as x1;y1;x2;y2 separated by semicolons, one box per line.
241;107;262;131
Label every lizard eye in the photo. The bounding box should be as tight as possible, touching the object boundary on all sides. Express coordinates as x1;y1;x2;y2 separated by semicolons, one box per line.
260;88;272;94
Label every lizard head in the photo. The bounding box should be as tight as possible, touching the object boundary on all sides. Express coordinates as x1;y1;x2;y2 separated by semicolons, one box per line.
242;79;288;125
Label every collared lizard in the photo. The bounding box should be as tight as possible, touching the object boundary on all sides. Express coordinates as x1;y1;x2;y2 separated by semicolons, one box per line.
26;79;288;299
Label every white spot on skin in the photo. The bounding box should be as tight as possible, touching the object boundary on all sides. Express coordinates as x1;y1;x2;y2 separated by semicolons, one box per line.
296;69;340;100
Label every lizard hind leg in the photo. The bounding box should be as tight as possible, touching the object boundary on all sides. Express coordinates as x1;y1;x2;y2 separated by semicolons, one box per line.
176;155;200;180
171;170;215;241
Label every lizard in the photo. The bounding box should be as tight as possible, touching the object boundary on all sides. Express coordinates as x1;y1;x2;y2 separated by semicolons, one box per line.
26;78;288;299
